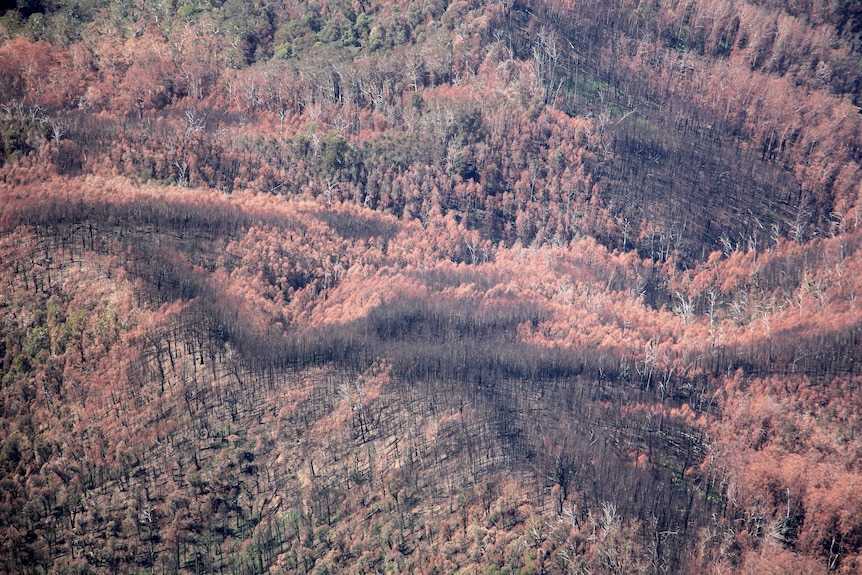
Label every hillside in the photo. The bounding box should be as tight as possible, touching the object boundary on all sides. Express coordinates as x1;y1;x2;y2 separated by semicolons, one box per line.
1;1;862;574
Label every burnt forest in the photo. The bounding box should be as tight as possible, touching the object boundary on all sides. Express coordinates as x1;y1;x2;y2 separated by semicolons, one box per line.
1;0;862;573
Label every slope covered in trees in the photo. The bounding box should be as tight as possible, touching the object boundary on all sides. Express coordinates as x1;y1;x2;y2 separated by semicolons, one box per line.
1;0;861;574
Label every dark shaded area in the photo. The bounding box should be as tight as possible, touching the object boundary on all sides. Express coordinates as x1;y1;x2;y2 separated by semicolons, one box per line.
502;0;808;265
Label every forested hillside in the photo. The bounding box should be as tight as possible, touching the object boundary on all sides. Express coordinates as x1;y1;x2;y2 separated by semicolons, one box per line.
1;0;861;573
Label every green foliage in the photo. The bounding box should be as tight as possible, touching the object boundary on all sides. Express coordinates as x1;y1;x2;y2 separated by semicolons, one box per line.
46;297;64;326
94;306;119;350
25;327;50;358
239;3;274;62
14;0;104;42
322;131;351;174
299;5;374;49
0;433;22;469
367;24;385;51
51;309;89;355
317;15;343;44
3;354;30;385
176;0;219;20
448;108;486;145
2;123;28;161
0;11;26;35
273;41;292;59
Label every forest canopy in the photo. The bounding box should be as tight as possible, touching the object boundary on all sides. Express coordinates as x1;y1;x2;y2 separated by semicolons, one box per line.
1;0;862;574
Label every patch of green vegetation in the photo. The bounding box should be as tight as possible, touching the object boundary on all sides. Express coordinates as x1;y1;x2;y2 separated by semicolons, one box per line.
573;74;616;105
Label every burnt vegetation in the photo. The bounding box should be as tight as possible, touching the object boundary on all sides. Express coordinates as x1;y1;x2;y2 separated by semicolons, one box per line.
1;0;862;573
